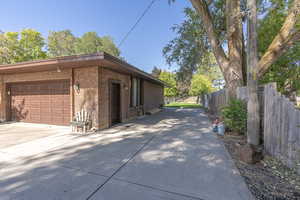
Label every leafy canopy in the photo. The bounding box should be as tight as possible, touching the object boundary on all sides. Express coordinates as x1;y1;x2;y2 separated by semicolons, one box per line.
151;66;162;78
189;74;215;96
47;30;77;57
258;0;300;96
166;0;299;97
0;29;120;65
163;7;224;95
48;30;120;57
0;29;46;64
158;71;178;97
163;8;211;89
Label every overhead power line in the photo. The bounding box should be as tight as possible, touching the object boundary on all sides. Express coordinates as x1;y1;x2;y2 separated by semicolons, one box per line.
118;0;157;47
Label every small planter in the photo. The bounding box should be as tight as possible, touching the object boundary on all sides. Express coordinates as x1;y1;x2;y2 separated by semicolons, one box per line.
217;123;225;135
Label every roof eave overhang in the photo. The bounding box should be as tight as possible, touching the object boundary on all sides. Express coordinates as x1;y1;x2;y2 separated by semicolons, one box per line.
0;52;167;87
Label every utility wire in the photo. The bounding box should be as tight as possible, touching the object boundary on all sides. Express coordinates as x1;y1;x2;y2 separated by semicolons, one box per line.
118;0;157;47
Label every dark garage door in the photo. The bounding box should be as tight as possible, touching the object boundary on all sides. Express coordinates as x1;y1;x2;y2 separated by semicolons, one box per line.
8;80;71;126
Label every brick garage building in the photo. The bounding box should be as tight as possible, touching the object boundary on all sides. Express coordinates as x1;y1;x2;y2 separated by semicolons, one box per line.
0;52;165;130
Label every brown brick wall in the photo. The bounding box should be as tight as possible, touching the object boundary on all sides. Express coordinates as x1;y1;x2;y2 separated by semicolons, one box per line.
99;67;134;129
73;67;99;128
0;75;4;121
0;65;164;129
0;67;100;128
143;80;164;113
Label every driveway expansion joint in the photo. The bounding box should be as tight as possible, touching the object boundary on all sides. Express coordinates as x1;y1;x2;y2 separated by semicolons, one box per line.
111;177;206;200
85;134;157;200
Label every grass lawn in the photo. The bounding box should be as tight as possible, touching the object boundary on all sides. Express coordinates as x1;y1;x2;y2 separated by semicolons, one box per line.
164;102;203;109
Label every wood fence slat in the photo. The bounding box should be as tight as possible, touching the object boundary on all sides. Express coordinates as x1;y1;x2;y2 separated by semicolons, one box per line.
203;83;300;174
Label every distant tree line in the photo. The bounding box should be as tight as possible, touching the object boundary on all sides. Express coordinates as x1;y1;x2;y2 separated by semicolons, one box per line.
0;29;120;65
151;59;221;97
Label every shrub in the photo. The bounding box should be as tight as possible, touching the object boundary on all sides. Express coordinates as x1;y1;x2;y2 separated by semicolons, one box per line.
221;99;247;134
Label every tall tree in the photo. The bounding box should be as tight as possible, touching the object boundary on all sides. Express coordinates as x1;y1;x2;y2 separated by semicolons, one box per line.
259;0;300;98
18;29;46;62
75;32;103;54
151;66;162;78
189;74;215;96
48;31;120;57
100;36;120;57
159;71;179;97
75;33;120;57
196;53;223;84
169;0;300;145
163;8;212;94
0;32;20;64
246;0;260;145
169;0;300;98
47;30;77;57
0;29;46;64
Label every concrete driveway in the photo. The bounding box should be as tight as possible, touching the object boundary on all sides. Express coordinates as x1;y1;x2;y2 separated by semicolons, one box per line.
0;123;70;149
0;109;253;200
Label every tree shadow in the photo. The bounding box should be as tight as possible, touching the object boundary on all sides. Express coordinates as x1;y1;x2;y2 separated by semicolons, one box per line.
10;98;29;121
0;109;251;200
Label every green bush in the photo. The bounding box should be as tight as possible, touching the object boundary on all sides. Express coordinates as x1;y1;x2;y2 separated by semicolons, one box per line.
221;99;247;134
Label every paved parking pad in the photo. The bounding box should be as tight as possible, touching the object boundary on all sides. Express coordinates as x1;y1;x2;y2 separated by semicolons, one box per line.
0;109;253;200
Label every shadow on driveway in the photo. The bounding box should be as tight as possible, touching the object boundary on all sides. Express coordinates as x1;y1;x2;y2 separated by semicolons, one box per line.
0;109;253;200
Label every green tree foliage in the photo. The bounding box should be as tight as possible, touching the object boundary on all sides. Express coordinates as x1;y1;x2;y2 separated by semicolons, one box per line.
0;29;120;65
99;36;120;57
158;71;178;97
189;74;215;96
0;29;46;64
18;29;46;61
163;7;225;95
258;0;300;97
151;66;162;78
0;32;20;64
196;53;224;87
47;30;77;57
48;30;120;57
166;0;299;97
163;8;212;91
75;32;103;54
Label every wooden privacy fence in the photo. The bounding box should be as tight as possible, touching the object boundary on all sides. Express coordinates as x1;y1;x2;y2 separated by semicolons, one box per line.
202;86;264;117
201;89;229;115
264;83;300;174
203;83;300;174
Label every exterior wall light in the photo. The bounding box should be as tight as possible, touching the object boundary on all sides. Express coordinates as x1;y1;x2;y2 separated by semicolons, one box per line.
74;82;80;93
57;66;62;73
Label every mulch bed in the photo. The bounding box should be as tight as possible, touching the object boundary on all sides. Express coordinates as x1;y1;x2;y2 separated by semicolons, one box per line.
219;133;300;200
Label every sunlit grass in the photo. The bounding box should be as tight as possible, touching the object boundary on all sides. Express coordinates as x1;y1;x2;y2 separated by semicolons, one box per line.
164;102;203;109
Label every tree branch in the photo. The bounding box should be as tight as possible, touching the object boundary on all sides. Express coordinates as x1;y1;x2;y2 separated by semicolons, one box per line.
206;0;213;5
189;0;229;71
258;0;300;77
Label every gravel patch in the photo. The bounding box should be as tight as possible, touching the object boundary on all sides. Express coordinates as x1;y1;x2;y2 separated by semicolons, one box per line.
220;133;300;200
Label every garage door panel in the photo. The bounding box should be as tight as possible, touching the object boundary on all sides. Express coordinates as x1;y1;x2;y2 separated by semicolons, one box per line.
9;80;70;126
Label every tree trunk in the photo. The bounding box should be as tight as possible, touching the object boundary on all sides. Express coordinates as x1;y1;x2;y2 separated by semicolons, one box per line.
189;0;299;96
190;0;244;98
223;67;243;98
246;0;260;145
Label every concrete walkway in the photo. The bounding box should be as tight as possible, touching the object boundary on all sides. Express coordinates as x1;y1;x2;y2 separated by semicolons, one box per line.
0;109;253;200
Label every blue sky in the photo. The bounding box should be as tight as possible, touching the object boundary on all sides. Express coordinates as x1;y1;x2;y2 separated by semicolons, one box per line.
0;0;191;73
